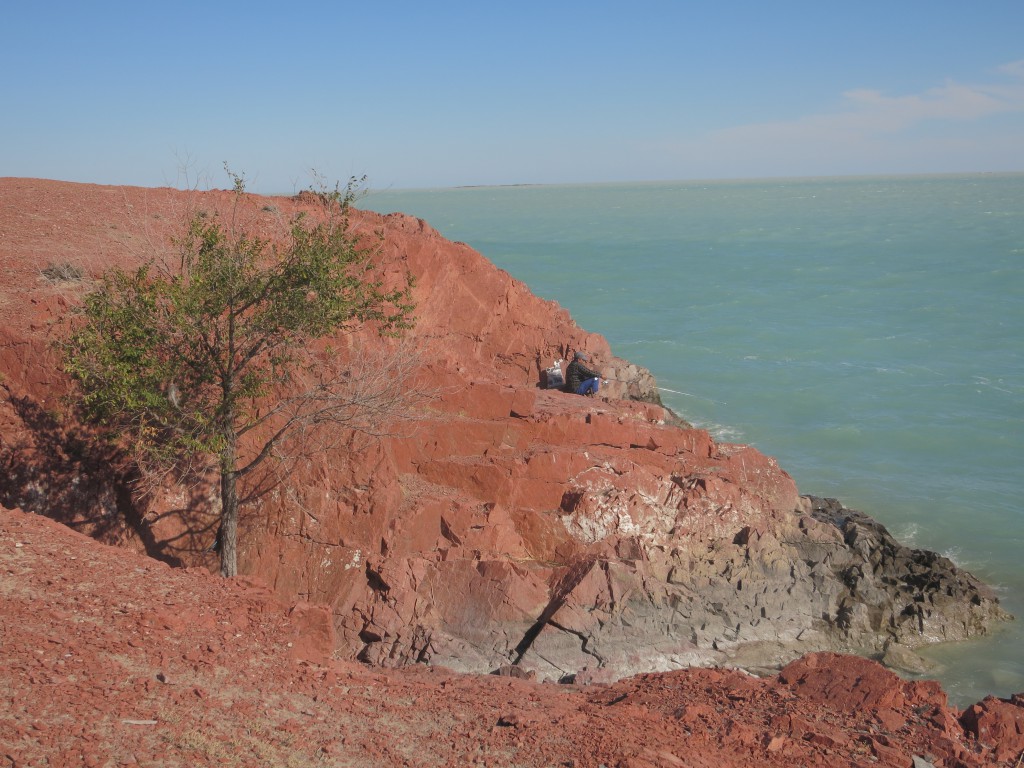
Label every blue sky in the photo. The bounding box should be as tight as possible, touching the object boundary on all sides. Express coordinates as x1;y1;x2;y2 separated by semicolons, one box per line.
3;1;1023;192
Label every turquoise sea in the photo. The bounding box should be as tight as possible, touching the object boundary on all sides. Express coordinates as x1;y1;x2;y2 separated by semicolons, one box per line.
362;174;1024;707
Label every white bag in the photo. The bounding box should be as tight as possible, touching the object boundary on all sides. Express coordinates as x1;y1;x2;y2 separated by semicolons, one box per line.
543;361;565;390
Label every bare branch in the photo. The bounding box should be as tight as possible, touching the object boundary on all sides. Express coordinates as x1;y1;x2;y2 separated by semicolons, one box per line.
235;336;435;477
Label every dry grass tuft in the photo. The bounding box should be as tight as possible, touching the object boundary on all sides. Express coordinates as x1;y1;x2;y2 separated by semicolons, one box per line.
41;261;85;283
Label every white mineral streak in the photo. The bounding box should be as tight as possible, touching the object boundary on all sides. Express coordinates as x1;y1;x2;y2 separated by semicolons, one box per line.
560;472;680;545
344;549;362;571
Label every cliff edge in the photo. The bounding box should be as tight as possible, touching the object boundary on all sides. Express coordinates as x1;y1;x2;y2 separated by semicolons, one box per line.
0;178;1009;688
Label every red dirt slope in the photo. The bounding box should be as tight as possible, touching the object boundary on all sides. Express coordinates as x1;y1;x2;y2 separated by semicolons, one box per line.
3;504;1022;768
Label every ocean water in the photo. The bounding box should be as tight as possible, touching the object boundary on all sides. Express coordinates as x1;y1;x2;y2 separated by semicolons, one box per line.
362;174;1024;707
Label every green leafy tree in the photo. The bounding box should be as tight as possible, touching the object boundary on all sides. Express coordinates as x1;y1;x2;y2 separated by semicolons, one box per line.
62;172;415;576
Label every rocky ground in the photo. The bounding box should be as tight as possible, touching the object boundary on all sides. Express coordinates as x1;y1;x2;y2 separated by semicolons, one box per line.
1;177;1023;765
3;504;1024;767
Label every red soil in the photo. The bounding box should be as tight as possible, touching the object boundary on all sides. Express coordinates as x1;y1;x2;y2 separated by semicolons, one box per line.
3;503;1022;768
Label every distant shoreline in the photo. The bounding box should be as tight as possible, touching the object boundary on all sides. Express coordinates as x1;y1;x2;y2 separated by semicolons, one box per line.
452;183;548;189
377;170;1024;195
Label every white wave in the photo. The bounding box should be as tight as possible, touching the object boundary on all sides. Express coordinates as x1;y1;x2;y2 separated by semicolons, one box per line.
893;522;919;546
942;546;964;568
617;338;685;348
694;421;746;442
658;387;727;405
973;375;1018;395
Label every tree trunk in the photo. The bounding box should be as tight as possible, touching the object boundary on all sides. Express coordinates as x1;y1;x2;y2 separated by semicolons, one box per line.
219;441;239;577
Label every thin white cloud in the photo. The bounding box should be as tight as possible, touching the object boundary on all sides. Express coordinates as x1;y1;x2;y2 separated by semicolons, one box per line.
722;72;1024;143
841;81;1016;126
996;59;1024;78
660;62;1024;177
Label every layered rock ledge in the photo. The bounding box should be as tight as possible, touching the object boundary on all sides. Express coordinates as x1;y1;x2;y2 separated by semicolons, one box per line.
0;178;1011;688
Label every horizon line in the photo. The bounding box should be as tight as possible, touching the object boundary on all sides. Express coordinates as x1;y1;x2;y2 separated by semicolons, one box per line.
365;169;1024;195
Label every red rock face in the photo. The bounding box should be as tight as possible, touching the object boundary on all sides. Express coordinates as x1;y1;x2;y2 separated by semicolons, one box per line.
960;694;1024;763
0;179;1008;692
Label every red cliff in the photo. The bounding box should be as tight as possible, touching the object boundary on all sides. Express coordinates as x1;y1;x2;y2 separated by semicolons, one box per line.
0;178;1020;764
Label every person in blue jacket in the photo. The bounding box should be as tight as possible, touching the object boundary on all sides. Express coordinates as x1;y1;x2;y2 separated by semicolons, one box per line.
565;351;601;396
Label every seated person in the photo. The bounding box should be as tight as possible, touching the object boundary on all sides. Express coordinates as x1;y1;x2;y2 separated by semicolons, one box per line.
565;351;601;396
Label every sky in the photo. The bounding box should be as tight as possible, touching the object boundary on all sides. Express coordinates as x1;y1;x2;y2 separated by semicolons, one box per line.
2;1;1024;193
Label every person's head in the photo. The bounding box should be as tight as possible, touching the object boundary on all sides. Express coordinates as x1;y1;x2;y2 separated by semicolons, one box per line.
574;351;589;362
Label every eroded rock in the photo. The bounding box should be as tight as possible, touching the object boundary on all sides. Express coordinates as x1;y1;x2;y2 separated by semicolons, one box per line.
0;179;1010;688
